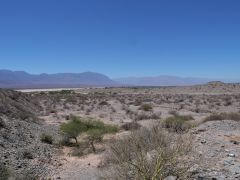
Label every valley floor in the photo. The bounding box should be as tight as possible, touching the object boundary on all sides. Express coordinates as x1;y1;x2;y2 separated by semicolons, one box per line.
1;83;240;179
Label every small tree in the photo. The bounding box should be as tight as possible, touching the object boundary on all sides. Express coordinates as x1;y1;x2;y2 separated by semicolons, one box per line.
60;117;87;143
87;129;104;153
85;120;118;152
60;116;118;151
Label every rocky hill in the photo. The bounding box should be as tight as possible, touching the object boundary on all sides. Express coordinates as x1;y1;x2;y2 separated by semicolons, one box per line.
0;89;59;178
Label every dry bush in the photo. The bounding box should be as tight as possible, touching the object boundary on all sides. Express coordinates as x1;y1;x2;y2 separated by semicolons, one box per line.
99;101;109;106
133;99;143;106
22;150;34;160
204;112;240;122
163;115;194;133
71;142;92;157
104;125;192;180
168;110;179;116
121;121;141;131
135;112;161;121
139;104;153;111
40;133;54;144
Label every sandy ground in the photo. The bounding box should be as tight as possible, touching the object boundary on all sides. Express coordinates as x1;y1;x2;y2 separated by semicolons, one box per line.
51;147;103;180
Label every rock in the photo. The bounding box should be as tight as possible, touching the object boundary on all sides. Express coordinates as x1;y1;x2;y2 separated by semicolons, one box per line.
230;140;239;145
223;160;234;166
146;150;158;162
196;174;205;180
189;164;200;173
198;128;206;132
228;153;236;158
0;118;6;129
164;176;177;180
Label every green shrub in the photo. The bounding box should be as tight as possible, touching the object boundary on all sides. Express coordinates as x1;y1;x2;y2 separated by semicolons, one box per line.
60;117;87;143
49;90;74;95
163;115;193;133
41;133;54;144
60;116;118;151
84;119;118;152
85;120;118;133
60;90;75;95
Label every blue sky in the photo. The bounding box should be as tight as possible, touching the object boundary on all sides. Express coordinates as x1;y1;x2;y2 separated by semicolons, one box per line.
0;0;240;78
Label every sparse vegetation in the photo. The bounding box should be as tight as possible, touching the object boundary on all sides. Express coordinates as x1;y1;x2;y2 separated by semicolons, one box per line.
60;117;87;144
60;116;118;152
139;104;153;111
105;125;192;179
84;119;118;152
0;163;11;180
163;115;194;133
41;133;54;144
98;101;109;106
168;110;179;116
204;112;240;122
1;84;240;179
121;121;141;131
23;150;34;159
135;112;160;121
49;90;74;95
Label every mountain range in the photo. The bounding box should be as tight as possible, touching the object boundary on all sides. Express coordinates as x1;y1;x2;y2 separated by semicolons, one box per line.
0;70;238;89
0;70;116;88
114;76;211;86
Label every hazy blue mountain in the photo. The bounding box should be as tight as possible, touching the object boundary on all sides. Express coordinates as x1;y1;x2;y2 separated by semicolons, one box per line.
114;75;212;86
0;70;116;88
0;70;238;89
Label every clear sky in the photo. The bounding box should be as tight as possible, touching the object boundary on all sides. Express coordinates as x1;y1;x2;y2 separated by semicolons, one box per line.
0;0;240;78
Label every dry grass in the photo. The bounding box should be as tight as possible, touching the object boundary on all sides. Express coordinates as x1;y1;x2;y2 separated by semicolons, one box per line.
139;104;153;111
121;122;141;131
103;125;193;180
204;112;240;122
